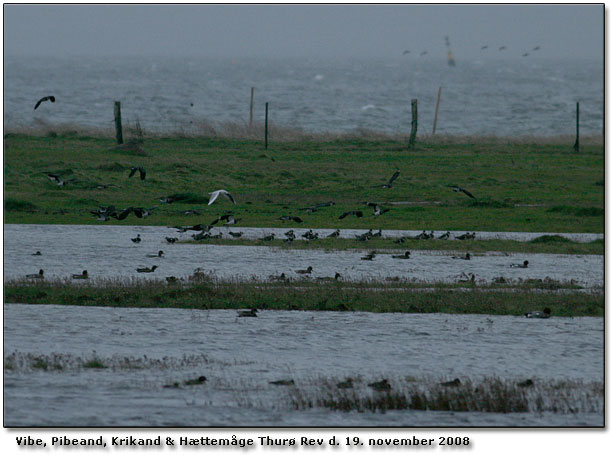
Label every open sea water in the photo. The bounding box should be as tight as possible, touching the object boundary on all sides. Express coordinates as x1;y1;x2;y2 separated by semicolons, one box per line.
3;56;603;136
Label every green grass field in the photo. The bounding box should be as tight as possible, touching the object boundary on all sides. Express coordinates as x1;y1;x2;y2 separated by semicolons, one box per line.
3;133;604;234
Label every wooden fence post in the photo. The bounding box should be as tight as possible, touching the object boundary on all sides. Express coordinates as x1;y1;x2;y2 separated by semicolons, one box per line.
249;87;255;129
432;87;442;135
408;99;418;150
573;102;580;152
265;102;269;151
114;101;123;144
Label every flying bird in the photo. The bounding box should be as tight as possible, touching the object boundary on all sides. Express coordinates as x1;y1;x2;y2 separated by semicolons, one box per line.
34;95;55;110
339;210;363;219
532;46;541;51
46;173;66;186
208;189;236;205
480;45;488;50
373;171;400;188
367;203;390;216
128;166;146;180
448;185;476;199
419;51;428;57
499;46;507;51
402;50;410;55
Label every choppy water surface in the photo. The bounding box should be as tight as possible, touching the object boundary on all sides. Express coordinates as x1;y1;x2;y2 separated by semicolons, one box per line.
4;304;603;426
3;56;603;136
4;225;603;288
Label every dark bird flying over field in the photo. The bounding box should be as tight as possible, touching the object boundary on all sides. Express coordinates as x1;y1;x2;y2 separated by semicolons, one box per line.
128;166;146;180
34;95;55;110
448;185;475;199
372;171;400;188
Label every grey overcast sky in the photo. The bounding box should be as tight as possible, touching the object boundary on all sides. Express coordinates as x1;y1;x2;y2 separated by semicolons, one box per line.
2;4;604;59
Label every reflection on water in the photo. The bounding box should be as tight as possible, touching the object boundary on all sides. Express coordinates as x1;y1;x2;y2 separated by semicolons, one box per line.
3;225;604;287
3;304;603;426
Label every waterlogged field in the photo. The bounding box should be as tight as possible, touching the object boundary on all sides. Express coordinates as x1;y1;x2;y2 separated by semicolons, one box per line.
3;304;604;426
3;132;604;427
3;133;604;233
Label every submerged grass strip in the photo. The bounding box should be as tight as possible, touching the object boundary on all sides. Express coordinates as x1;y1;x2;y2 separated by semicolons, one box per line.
287;376;603;415
180;236;604;255
4;277;603;317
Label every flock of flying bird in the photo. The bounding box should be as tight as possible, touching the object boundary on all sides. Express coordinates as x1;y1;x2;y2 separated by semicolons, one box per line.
402;44;542;58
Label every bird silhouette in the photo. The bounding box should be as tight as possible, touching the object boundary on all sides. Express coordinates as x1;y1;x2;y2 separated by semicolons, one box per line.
34;95;55;110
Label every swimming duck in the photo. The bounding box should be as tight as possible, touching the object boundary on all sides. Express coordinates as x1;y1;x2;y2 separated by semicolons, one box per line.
183;376;207;385
136;265;158;273
34;95;55;110
131;234;141;243
228;231;243;238
128;166;146;180
26;269;44;279
458;273;476;283
269;379;295;386
361;251;376;261
525;308;551;319
440;378;461;387
295;266;313;274
368;379;391;391
392;251;411;259
72;270;88;279
32;251;42;256
165;237;178;244
452;252;471;260
510;260;529;268
316;272;342;281
146;250;164;258
372;170;400;188
237;309;258;317
269;273;289;282
208;189;236;205
327;229;340;238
